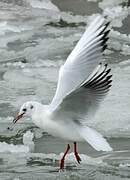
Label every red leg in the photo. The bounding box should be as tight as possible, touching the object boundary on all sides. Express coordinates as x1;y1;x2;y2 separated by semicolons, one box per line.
60;144;70;169
74;142;81;164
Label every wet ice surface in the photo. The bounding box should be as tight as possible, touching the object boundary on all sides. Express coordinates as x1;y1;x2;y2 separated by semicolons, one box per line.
0;0;130;179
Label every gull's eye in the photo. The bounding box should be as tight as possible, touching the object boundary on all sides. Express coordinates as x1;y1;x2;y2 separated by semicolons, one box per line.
30;105;33;109
23;108;27;112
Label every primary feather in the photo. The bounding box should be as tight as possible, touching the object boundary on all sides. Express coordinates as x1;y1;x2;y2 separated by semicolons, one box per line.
49;16;110;112
52;63;112;123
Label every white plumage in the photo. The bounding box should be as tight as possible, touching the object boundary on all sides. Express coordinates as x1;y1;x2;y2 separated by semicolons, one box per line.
13;16;113;154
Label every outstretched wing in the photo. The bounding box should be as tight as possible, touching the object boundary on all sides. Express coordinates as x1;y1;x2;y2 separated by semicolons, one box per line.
51;63;112;123
49;16;110;112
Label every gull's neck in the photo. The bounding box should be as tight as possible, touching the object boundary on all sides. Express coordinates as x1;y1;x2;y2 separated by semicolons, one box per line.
31;102;50;128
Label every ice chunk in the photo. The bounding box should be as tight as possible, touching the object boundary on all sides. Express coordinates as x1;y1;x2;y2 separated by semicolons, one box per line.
34;128;43;139
104;49;113;55
110;29;130;42
121;44;130;55
108;39;122;51
23;130;35;152
0;142;29;153
60;12;88;24
99;0;127;9
22;36;75;62
59;152;103;165
99;0;129;27
26;0;60;12
119;163;130;168
102;6;129;27
108;30;130;53
30;152;105;166
0;21;32;35
119;59;130;67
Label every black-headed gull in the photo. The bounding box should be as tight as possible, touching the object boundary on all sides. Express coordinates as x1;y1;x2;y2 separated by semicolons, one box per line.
10;16;113;169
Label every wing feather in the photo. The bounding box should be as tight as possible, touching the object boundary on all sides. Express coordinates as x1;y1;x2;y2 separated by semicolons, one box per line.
51;63;112;123
49;16;110;112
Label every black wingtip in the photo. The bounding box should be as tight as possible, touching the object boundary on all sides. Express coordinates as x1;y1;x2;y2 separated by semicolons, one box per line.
102;44;107;51
105;22;110;28
98;22;110;36
103;30;110;38
106;75;112;81
101;37;109;46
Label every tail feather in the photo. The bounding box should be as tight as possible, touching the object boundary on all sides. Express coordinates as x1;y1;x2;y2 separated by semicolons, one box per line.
79;126;112;151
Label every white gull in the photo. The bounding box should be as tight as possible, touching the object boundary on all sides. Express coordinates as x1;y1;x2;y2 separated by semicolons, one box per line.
10;16;113;169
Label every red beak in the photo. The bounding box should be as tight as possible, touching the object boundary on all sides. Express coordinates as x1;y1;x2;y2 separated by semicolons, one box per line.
13;112;25;124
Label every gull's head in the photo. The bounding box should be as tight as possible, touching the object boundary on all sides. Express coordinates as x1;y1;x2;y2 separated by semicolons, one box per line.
7;101;43;130
13;101;41;124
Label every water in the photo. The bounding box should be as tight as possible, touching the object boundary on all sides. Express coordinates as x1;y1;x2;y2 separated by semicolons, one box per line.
0;0;130;179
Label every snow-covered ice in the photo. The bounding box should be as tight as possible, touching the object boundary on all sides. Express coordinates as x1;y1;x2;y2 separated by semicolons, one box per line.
99;0;127;9
26;0;60;12
0;131;34;153
23;130;35;152
0;142;29;153
102;6;129;27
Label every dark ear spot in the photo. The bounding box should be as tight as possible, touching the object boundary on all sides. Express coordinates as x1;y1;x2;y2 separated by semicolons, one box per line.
23;108;27;112
30;105;33;109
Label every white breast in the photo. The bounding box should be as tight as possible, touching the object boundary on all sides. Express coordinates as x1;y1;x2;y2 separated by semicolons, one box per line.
32;110;84;142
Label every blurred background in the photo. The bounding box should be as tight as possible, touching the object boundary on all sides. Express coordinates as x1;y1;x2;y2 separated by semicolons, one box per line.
0;0;130;179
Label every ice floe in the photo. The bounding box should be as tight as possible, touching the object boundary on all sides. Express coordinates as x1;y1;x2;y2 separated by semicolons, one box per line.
0;21;32;35
23;130;35;152
60;152;103;165
119;59;130;67
26;0;60;12
121;44;130;55
29;152;106;166
102;6;129;27
0;142;29;153
110;29;130;42
0;131;34;153
99;0;127;9
98;0;129;27
107;30;130;54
